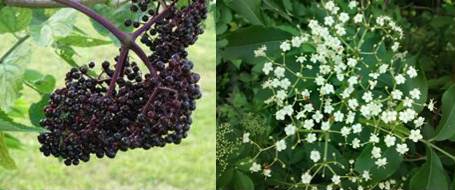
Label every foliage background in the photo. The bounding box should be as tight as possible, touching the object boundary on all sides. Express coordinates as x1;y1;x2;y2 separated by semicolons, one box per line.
0;3;216;189
216;0;455;189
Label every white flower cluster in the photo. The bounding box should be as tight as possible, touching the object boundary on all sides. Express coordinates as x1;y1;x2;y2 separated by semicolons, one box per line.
248;0;434;188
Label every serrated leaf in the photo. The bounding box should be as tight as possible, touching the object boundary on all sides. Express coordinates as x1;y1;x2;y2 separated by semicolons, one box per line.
0;132;16;169
225;0;263;25
24;69;56;94
57;34;111;47
0;118;44;132
29;94;50;127
233;171;254;190
410;147;449;190
0;42;30;112
3;133;23;150
0;7;32;33
222;26;292;62
30;9;77;47
432;85;455;141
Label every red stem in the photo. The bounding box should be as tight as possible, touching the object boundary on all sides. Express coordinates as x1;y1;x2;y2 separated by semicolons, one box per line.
132;0;178;39
130;42;157;78
141;87;177;113
54;0;131;45
107;47;129;96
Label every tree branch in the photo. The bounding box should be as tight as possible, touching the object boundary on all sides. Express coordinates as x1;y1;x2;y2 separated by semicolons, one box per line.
107;46;129;96
132;0;178;39
4;0;128;8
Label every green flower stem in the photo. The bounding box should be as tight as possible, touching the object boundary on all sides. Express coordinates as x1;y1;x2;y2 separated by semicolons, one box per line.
0;35;30;64
422;140;455;161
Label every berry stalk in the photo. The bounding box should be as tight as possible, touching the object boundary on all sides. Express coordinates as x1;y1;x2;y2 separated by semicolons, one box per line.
107;46;129;96
132;0;178;39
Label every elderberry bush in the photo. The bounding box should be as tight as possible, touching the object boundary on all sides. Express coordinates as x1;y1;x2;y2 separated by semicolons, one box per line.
38;0;207;165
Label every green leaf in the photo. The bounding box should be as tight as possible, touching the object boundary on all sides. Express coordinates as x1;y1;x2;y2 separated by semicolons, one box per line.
0;41;30;112
225;0;263;25
54;44;79;68
0;132;16;169
433;85;455;141
233;171;254;190
222;26;292;62
57;34;111;47
24;69;56;94
29;94;50;127
355;145;402;182
30;8;77;47
0;7;32;33
0;118;44;132
4;133;23;150
217;167;235;188
410;147;449;190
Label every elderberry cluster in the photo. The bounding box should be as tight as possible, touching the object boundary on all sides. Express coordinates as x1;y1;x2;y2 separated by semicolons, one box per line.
38;0;207;165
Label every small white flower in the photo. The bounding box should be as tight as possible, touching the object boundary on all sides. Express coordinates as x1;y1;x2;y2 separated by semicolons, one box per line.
304;119;315;130
348;1;358;9
333;111;344;122
346;111;355;124
276;90;287;100
348;99;359;110
276;139;287;151
414;117;425;127
399;109;417;123
354;14;363;23
369;134;380;143
427;99;436;111
254;45;267;57
262;62;273;75
321;121;331;131
339;12;349;23
403;97;414;107
396;143;409;154
391;42;400;52
410;88;421;100
331;175;341;185
291;36;304;47
407;66;418;78
274;67;286;78
362;91;373;102
285;124;297;136
304;104;314;113
384;135;396;147
297;56;306;63
279;78;291;89
324;16;335;26
243;133;250;143
301;172;312;184
280;41;291;52
306;133;317;143
352;138;361;149
312;111;323;123
379;64;389;73
263;168;272;177
310;150;321;163
301;89;311;98
321;84;335;95
372;146;382;158
375;158;388;167
250;162;261;172
409;129;423;142
352;123;362;133
315;75;325;86
347;58;358;67
341;126;351;137
380;111;397;124
335;24;346;36
391;89;403;100
395;74;406;85
362;171;371;181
